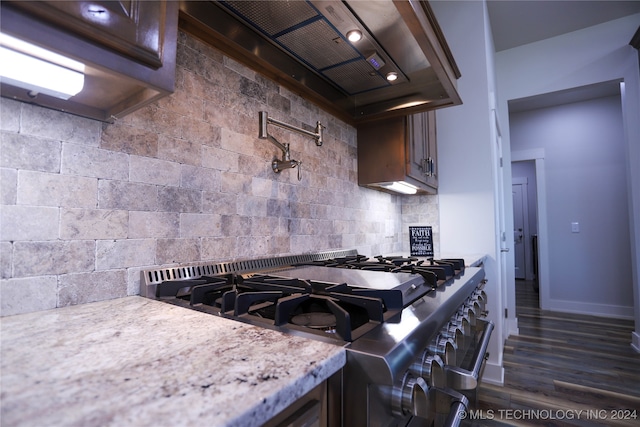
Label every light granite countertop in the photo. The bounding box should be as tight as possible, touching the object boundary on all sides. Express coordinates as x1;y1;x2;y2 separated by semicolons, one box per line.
0;296;346;427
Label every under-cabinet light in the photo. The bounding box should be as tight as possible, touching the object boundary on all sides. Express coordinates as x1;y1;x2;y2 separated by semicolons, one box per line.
387;100;429;111
0;33;85;100
380;181;418;195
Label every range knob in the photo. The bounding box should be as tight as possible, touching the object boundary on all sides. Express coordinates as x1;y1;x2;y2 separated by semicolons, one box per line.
458;305;476;328
474;289;488;314
391;373;433;420
467;300;484;332
470;295;488;318
441;323;464;349
428;334;457;365
410;351;445;388
466;299;482;318
451;313;471;337
442;321;467;352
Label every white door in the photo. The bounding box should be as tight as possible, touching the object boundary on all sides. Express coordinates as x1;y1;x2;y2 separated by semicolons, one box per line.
512;182;527;279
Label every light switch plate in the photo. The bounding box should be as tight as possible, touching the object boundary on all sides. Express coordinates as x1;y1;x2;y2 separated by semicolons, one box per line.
571;222;580;233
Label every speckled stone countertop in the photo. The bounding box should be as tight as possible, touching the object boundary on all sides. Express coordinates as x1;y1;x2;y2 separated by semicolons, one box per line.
0;296;346;427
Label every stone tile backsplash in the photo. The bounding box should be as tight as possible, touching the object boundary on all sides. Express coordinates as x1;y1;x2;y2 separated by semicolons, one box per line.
0;31;439;316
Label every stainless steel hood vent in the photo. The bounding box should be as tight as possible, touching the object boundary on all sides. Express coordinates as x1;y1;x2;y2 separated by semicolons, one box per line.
179;0;461;124
219;0;406;96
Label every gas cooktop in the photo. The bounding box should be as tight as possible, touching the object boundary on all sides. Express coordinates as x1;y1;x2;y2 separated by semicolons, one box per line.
140;250;492;427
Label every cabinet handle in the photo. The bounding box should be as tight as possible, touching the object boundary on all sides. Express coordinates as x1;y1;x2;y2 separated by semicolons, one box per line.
423;157;434;177
420;158;436;177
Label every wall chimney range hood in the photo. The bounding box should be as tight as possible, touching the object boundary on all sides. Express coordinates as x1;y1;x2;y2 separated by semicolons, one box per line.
179;0;461;124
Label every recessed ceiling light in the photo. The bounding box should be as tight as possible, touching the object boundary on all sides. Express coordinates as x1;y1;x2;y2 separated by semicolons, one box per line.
346;30;362;43
386;72;398;82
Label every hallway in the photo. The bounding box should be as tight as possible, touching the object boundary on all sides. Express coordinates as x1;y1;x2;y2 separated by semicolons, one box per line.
472;280;640;426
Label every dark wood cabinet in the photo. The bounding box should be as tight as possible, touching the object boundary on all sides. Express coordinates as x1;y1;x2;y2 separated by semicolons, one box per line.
8;1;166;68
0;0;178;122
262;377;330;427
407;111;438;190
357;111;438;194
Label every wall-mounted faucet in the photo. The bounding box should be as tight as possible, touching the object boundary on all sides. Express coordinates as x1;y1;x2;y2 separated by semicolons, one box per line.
258;111;323;181
272;145;302;181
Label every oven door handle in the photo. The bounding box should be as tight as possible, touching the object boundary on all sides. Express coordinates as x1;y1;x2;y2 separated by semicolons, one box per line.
444;319;494;390
435;388;469;427
444;400;467;427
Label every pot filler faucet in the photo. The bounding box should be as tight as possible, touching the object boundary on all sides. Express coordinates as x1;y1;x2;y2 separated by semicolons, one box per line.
258;111;323;181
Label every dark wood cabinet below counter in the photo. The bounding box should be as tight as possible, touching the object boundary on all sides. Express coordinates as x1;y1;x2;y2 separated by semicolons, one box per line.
358;111;438;195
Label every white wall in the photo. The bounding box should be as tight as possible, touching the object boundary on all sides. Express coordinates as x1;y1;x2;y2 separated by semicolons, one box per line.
496;14;640;347
510;95;633;316
430;0;505;384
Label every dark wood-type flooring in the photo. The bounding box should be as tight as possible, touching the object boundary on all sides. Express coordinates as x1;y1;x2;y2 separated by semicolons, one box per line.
470;280;640;426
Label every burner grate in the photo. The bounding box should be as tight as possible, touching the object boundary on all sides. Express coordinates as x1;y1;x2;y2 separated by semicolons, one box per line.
236;274;402;342
140;249;359;298
293;255;466;290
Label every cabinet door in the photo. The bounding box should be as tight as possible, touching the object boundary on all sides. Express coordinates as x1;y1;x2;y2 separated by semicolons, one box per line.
7;0;166;68
406;112;429;185
1;0;177;122
406;111;437;190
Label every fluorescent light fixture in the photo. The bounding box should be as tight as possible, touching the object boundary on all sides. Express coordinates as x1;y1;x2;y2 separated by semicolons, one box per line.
0;33;84;100
380;181;418;195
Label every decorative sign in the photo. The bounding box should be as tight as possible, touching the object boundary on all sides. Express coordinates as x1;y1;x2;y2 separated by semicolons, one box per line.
409;226;433;258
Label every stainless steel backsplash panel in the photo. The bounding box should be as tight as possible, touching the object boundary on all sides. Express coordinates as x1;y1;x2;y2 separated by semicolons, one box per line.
140;249;358;298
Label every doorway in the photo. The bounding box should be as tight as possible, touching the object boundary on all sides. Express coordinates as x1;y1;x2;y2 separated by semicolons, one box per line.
511;162;538;282
512;178;528;280
508;83;631;319
510;155;544;310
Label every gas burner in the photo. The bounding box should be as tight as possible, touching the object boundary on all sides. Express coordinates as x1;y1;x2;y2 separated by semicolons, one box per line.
374;255;421;266
235;274;403;342
154;271;403;342
291;312;337;330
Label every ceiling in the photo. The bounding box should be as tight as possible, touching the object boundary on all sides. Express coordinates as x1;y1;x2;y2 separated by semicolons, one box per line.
485;0;640;111
487;0;640;52
507;79;623;112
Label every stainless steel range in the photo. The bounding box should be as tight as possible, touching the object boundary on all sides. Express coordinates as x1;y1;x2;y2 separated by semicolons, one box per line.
141;250;493;427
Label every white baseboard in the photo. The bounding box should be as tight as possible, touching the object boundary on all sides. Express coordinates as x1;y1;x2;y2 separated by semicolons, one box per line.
633;331;640;353
544;298;634;319
480;361;504;386
504;317;519;337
